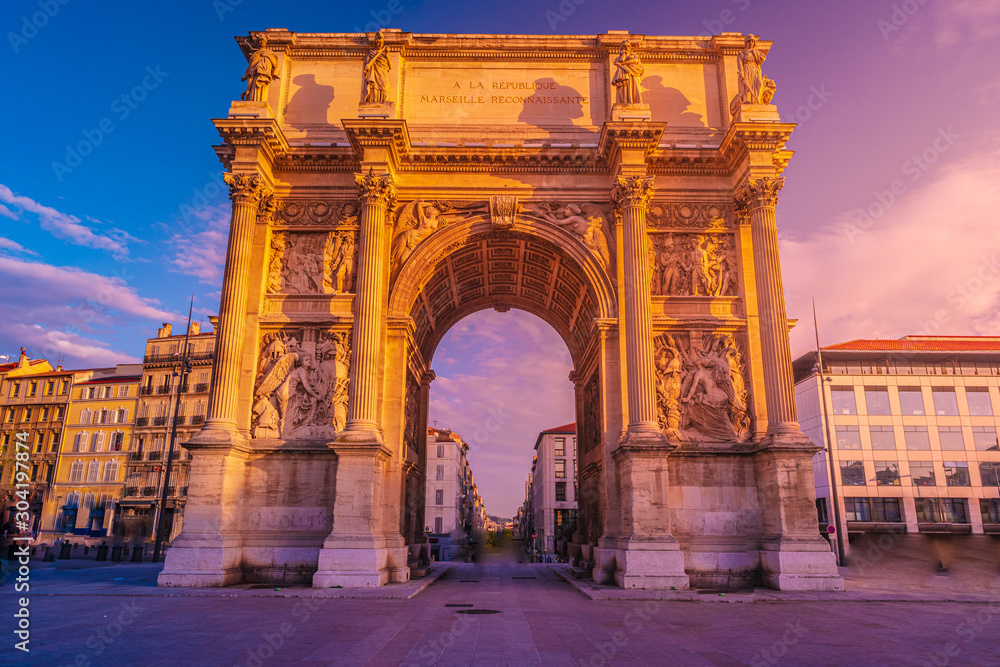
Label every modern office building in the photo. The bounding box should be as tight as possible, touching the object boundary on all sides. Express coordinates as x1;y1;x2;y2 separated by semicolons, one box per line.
119;321;216;545
793;336;1000;539
530;423;578;556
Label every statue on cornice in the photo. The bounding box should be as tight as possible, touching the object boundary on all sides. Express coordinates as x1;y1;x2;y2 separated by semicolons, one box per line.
241;37;280;102
611;40;644;105
736;34;775;105
362;31;391;104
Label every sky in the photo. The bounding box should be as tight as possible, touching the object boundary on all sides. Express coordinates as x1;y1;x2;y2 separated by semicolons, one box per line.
1;0;999;516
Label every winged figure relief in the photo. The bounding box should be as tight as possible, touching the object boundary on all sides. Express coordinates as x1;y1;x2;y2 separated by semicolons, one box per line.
529;203;613;268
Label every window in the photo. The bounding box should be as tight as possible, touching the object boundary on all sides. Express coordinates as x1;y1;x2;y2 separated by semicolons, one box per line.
74;432;89;452
434;517;443;533
840;460;865;486
103;460;119;482
45;381;54;396
80;409;92;425
915;498;968;523
56;406;65;421
436;445;445;459
115;408;129;424
117;385;129;398
24;408;31;421
815;498;829;524
898;388;925;415
435;465;444;481
5;408;13;423
59;380;68;395
87;460;101;483
966;388;993;416
938;426;965;451
830;388;857;415
972;427;999;451
869;425;896;450
51;432;60;451
66;491;80;508
871;498;903;522
932;388;959;415
42;407;50;421
69;460;84;482
87;387;96;399
943;461;971;486
904;426;931;450
844;498;871;522
98;409;109;424
82;492;95;511
835;425;861;450
11;382;19;398
93;431;106;452
979;462;1000;488
434;489;444;505
982;499;1000;525
554;459;566;479
554;437;565;456
910;462;936;487
111;431;124;451
864;388;891;415
555;482;567;501
873;461;900;486
28;382;37;397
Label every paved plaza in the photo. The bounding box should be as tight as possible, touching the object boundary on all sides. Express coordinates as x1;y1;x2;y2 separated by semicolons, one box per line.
3;539;999;666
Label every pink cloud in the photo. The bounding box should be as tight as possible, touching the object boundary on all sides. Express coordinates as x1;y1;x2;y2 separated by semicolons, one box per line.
165;203;229;285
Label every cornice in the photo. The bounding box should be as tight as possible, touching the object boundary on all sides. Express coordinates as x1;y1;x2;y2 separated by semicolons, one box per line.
341;119;410;168
213;118;289;166
597;122;667;166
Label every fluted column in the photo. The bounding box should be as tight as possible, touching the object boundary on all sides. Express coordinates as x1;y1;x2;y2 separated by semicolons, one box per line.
203;173;270;434
342;171;396;440
611;176;661;439
736;177;799;436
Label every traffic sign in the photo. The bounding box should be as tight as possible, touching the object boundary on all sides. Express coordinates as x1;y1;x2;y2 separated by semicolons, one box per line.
531;532;537;539
826;525;836;534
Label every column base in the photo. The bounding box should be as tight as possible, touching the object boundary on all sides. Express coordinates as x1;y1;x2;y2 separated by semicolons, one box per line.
592;537;618;584
158;535;244;587
614;538;690;590
313;537;409;588
759;539;844;591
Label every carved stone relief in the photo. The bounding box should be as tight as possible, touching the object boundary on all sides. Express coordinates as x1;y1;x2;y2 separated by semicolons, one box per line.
252;328;351;439
274;200;359;226
580;377;601;455
389;200;488;274
649;233;737;297
646;203;730;229
403;372;420;454
524;202;614;270
267;231;358;295
654;331;751;442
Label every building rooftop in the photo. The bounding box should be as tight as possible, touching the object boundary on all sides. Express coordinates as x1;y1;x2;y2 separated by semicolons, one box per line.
541;422;576;434
77;376;142;385
823;336;1000;352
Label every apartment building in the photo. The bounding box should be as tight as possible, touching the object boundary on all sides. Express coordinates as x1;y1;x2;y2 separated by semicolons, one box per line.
424;427;483;560
530;423;577;556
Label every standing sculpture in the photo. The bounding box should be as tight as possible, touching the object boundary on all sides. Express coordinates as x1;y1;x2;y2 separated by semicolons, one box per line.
241;37;280;102
611;40;644;105
736;34;775;105
326;232;357;294
362;31;391;104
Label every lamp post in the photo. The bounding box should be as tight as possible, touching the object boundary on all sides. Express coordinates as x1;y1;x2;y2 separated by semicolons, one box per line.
813;300;846;566
152;298;194;563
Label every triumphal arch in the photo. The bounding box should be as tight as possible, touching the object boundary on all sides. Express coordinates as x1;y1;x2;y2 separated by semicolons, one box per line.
158;29;843;591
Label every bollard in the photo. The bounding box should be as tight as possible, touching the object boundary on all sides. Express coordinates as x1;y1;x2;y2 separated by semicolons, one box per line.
84;546;90;555
111;545;122;562
6;544;14;559
96;545;109;562
59;543;71;560
131;546;143;562
43;547;55;562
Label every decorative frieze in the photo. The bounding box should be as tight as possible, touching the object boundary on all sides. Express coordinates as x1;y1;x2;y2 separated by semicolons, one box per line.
274;200;359;226
646;202;731;229
267;231;358;295
649;233;738;297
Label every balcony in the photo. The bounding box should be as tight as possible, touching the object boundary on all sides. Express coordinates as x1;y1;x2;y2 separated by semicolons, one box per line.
129;452;144;461
139;387;154;396
140;486;156;497
191;415;205;425
174;416;186;426
166;486;176;496
170;451;181;460
146;451;162;461
156;386;172;395
135;417;149;427
123;487;137;497
179;383;189;393
153;416;167;426
193;383;209;393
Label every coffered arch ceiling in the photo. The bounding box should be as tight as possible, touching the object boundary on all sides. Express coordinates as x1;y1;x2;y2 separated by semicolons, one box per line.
388;220;617;368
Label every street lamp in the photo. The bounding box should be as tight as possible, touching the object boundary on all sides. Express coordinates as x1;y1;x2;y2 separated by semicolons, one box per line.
813;300;846;566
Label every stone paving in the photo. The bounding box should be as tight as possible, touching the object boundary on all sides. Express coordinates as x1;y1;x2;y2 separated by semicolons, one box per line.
2;545;1000;666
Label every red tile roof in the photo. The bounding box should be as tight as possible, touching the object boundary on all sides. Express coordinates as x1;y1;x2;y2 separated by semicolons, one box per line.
542;422;576;434
824;336;1000;352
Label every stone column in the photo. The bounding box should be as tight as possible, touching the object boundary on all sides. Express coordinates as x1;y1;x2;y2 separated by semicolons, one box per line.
201;173;271;441
611;176;661;441
735;177;799;438
339;171;397;442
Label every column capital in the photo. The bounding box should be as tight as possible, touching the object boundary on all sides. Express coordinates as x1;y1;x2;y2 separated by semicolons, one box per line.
355;171;397;210
223;173;271;205
735;176;784;211
611;175;655;212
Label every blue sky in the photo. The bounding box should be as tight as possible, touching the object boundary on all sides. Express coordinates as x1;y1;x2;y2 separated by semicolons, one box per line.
2;1;999;515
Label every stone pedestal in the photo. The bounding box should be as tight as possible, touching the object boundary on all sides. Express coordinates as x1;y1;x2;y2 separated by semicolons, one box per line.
228;100;273;119
358;102;394;119
611;103;651;122
729;100;780;123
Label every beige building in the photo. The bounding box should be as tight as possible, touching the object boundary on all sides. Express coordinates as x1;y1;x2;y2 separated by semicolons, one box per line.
120;321;216;545
794;336;1000;541
424;427;482;560
45;365;141;542
530;423;577;556
160;29;840;591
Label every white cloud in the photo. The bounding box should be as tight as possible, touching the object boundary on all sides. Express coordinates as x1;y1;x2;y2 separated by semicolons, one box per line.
782;149;1000;356
0;237;37;255
0;184;131;257
165;203;229;285
0;322;139;367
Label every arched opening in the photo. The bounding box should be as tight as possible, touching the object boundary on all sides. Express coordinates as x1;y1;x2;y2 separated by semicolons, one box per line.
386;219;620;570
